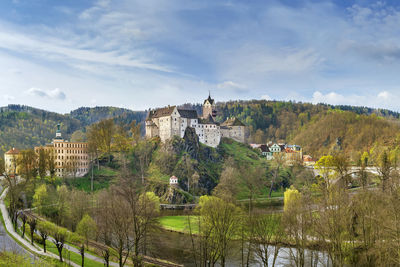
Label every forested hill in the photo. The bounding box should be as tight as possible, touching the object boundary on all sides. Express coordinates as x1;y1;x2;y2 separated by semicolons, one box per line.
1;100;400;158
0;105;146;155
210;100;400;157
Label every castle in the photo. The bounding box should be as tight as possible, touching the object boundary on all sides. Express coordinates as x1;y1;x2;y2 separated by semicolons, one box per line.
145;95;246;147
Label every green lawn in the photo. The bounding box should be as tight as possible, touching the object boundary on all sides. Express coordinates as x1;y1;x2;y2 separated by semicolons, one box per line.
158;216;199;234
44;239;103;267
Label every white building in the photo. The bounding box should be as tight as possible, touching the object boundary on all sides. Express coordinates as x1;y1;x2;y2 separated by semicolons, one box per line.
145;95;245;148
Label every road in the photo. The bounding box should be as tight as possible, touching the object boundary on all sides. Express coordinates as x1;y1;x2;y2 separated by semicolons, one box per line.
0;184;32;257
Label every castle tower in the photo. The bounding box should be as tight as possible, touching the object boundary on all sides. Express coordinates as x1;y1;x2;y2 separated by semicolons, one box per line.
202;92;216;119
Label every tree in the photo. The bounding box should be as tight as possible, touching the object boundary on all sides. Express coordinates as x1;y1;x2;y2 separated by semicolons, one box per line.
376;150;393;192
46;150;56;179
312;186;352;267
130;120;141;146
3;172;23;230
38;148;47;180
37;220;52;253
0;156;4;174
76;214;97;248
250;212;284;267
269;152;286;198
134;140;154;184
196;196;241;267
213;164;240;202
116;174;160;263
28;218;37;246
97;119;115;163
331;153;351;187
314;155;335;189
71;130;86;142
69;189;90;231
98;187;133;267
87;124;101;170
20;212;27;238
33;184;49;215
283;189;313;267
56;185;71;227
113;123;131;168
51;226;69;262
358;152;370;188
19;149;38;181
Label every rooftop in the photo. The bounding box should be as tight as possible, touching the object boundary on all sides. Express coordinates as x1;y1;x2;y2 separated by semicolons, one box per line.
221;117;245;127
5;147;20;155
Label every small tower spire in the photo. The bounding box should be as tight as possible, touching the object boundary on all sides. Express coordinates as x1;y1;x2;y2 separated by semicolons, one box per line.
55;123;62;138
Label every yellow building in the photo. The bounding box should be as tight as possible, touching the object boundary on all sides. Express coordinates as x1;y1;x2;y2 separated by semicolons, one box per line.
35;124;90;177
4;147;20;176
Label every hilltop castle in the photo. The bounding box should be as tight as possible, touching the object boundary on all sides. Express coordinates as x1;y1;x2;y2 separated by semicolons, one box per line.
145;95;246;147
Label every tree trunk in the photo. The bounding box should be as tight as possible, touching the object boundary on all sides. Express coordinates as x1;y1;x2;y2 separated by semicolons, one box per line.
57;245;63;262
42;237;46;253
80;245;85;267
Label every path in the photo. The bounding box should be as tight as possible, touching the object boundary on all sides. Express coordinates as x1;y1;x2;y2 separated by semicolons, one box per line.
0;183;81;267
0;184;30;255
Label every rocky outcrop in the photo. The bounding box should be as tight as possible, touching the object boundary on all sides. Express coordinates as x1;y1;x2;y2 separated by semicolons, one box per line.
161;186;192;204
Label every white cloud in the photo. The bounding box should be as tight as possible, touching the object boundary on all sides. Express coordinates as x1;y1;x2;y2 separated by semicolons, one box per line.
27;88;66;100
312;91;347;105
217;81;246;90
3;95;15;101
261;94;272;101
378;91;390;100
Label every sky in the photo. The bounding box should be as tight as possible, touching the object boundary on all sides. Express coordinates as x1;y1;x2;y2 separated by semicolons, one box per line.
1;0;400;113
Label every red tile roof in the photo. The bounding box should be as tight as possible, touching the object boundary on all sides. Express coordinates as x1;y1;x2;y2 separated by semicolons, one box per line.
5;147;20;155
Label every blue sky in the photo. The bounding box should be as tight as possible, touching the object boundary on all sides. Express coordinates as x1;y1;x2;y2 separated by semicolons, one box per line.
1;0;400;113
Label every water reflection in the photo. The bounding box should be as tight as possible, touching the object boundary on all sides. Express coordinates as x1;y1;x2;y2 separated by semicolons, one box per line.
147;228;329;267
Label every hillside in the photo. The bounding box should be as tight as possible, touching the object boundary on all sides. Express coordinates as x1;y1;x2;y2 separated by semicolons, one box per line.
1;100;400;159
0;104;146;155
211;100;400;157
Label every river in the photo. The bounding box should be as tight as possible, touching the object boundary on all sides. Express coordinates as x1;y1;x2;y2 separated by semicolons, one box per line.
147;209;329;266
147;228;329;266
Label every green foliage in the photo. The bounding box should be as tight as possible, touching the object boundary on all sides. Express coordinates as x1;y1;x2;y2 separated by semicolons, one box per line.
283;187;301;212
0;105;146;156
33;184;49;215
0;252;49;267
76;214;97;247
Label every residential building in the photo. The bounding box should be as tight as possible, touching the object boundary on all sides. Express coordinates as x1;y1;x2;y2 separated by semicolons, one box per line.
4;147;20;176
34;124;90;177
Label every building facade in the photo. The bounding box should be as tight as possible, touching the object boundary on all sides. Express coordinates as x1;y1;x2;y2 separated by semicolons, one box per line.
4;147;20;176
145;95;246;148
34;124;90;177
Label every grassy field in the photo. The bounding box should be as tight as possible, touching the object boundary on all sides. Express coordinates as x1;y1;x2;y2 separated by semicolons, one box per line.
158;216;199;234
66;167;117;192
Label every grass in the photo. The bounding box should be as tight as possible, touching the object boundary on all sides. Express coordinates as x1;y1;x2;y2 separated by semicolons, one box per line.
66;167;117;192
158;215;199;234
219;140;261;165
44;239;104;267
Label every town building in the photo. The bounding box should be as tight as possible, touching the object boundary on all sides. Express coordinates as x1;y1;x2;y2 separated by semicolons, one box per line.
145;94;247;148
34;124;90;177
251;142;303;165
4;147;20;176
